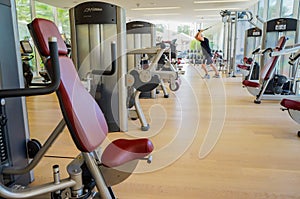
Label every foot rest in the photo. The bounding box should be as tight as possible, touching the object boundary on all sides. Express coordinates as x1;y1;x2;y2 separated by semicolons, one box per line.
101;138;154;168
281;99;300;111
242;80;260;88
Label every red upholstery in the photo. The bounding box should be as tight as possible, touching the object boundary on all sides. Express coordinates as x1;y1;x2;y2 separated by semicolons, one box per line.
242;80;260;88
281;99;300;111
102;139;154;167
54;57;108;152
29;18;68;56
237;64;249;70
243;36;286;88
261;36;286;81
29;18;154;166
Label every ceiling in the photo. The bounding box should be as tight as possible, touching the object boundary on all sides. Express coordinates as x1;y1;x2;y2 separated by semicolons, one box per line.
37;0;258;24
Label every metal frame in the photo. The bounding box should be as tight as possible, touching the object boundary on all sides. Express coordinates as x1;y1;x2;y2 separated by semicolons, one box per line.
245;44;300;103
221;10;257;77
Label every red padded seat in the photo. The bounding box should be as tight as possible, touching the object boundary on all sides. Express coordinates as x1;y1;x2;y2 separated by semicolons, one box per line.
29;18;153;167
281;99;300;111
242;80;260;88
102;139;154;168
237;64;249;70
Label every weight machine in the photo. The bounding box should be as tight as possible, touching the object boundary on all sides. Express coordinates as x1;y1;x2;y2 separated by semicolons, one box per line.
242;36;300;103
220;10;258;77
0;0;33;187
70;2;128;132
0;15;154;198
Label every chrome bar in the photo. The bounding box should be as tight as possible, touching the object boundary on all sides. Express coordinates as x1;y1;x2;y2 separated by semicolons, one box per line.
0;178;76;198
3;119;66;175
82;152;112;199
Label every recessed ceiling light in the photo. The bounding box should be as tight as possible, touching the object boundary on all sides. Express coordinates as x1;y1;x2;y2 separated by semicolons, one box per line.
194;8;239;11
144;13;181;16
196;15;220;17
194;0;250;3
131;7;180;11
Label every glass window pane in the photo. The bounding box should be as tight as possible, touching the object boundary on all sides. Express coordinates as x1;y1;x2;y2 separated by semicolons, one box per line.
299;1;300;19
15;0;39;76
35;1;54;21
15;0;31;40
257;0;264;18
57;8;71;40
281;0;294;17
268;0;281;19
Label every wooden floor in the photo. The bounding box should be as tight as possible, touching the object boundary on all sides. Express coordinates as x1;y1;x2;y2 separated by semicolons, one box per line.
26;64;300;199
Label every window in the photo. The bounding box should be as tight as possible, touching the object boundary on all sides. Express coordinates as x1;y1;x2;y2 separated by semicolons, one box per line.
281;0;294;17
268;0;281;19
35;1;55;21
15;1;71;76
15;0;31;40
298;0;300;19
257;0;264;19
57;8;71;39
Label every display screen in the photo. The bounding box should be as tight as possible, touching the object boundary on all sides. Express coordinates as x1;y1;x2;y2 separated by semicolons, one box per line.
20;41;33;53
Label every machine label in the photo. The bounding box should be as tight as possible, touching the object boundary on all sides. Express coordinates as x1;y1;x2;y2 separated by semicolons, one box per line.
267;18;298;32
83;7;103;13
74;2;117;24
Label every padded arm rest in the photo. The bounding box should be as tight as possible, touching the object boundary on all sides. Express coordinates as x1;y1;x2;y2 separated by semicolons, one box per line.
0;38;60;98
101;138;154;168
281;99;300;111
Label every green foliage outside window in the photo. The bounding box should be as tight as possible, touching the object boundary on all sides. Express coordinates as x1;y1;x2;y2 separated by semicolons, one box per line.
177;25;190;35
15;0;71;74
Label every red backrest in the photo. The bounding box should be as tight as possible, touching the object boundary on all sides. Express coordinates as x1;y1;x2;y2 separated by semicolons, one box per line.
260;36;287;81
29;18;108;152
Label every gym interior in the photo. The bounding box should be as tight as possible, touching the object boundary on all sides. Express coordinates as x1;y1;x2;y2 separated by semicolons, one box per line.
1;0;300;198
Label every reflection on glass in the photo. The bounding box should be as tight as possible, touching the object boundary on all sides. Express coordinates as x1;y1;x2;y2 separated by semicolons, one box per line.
258;0;264;18
281;0;294;18
268;0;281;19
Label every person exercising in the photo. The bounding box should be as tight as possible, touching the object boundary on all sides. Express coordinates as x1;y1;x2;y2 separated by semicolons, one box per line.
195;29;220;79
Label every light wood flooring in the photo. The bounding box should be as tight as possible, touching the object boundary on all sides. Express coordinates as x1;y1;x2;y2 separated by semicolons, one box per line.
26;64;300;199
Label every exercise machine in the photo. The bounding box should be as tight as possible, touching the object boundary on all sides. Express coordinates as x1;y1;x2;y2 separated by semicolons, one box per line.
126;21;159;99
243;36;300;103
126;21;181;98
20;40;34;87
280;50;300;135
281;98;300;137
242;36;287;103
70;1;127;132
129;47;181;93
220;10;258;77
238;27;262;79
244;27;262;58
126;21;156;72
0;17;154;199
20;40;51;87
260;18;300;78
0;0;33;187
237;47;260;81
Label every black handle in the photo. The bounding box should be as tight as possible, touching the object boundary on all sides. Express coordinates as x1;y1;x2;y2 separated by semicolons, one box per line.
252;47;261;55
261;47;273;55
289;51;300;62
0;37;60;98
91;42;116;76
